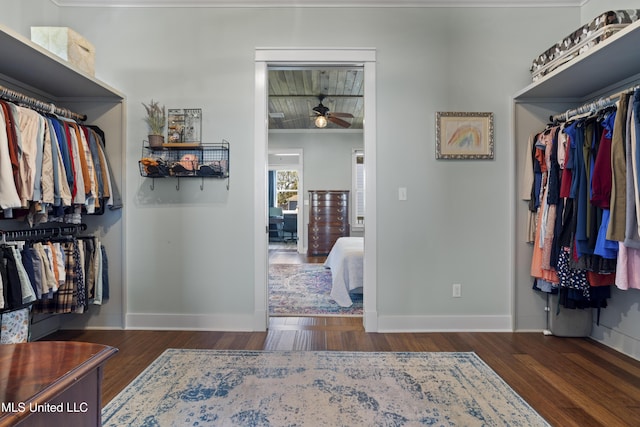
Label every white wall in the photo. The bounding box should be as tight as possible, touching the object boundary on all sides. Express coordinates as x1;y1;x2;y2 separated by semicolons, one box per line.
269;131;364;248
270;132;360;192
581;0;640;23
1;2;582;332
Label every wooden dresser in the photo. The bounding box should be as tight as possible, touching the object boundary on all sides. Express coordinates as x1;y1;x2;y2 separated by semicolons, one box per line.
0;341;117;427
308;190;350;256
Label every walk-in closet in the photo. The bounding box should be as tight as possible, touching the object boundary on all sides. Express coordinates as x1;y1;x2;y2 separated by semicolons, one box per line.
0;25;125;341
514;18;640;358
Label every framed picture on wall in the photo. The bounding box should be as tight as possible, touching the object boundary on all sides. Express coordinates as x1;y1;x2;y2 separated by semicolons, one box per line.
435;112;494;159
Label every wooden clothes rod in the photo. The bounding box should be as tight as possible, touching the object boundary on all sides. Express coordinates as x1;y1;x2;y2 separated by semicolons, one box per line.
0;83;87;122
551;84;640;123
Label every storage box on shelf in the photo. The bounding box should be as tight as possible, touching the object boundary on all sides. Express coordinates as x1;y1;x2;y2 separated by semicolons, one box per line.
30;26;95;76
530;10;640;82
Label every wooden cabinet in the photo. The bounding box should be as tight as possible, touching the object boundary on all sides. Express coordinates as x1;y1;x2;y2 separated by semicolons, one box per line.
308;190;350;256
0;341;117;427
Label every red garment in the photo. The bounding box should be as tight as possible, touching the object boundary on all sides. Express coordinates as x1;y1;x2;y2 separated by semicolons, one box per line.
587;271;616;287
559;135;573;198
590;130;613;208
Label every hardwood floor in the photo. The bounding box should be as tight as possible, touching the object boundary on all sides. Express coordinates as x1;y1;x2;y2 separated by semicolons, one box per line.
268;242;325;264
42;318;640;427
39;247;640;426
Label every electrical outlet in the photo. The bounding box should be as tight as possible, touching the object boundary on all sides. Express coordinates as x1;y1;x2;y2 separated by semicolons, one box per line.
398;187;407;201
452;283;461;298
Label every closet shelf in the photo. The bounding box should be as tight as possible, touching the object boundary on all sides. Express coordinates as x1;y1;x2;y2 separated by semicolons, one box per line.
0;24;123;100
515;19;640;101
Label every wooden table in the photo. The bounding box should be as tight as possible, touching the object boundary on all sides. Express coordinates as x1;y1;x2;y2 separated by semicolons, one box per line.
0;341;117;427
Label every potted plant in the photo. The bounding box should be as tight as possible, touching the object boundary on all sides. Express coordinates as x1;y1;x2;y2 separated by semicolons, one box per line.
142;100;166;148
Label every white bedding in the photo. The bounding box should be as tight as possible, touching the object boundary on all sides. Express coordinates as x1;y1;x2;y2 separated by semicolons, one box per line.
324;237;364;307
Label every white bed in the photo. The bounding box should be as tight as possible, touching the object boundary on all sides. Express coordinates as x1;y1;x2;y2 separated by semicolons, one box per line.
323;237;364;307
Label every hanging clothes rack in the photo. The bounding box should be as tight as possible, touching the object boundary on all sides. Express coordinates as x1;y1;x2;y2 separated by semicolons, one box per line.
550;83;640;124
0;83;87;122
0;223;87;243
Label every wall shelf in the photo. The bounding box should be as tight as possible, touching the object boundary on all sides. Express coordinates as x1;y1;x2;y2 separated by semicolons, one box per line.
139;140;230;190
0;24;123;100
515;19;640;101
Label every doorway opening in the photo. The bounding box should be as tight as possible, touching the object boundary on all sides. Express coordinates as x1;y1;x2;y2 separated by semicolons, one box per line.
254;48;377;332
268;149;303;255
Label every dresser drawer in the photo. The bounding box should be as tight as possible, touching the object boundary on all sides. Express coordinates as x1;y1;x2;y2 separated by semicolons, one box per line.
309;206;348;216
309;200;349;208
309;217;349;227
309;191;349;202
307;233;349;256
309;224;350;236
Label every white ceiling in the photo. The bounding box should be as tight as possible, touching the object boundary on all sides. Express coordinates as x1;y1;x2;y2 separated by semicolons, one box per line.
51;0;588;8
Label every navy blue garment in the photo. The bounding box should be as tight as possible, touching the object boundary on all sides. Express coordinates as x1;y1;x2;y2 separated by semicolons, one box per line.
1;247;23;310
565;120;591;257
48;117;74;192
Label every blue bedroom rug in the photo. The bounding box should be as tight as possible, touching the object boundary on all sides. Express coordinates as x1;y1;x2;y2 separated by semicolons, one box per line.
269;263;363;316
102;349;550;426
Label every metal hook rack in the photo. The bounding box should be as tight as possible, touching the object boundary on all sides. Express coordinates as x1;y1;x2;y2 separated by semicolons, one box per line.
0;223;88;243
139;140;230;191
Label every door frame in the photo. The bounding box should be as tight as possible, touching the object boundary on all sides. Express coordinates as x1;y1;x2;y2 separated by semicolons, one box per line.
268;148;304;254
253;48;378;331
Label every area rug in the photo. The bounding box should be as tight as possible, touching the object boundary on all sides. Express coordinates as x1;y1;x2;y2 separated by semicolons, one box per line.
102;350;550;426
269;263;363;316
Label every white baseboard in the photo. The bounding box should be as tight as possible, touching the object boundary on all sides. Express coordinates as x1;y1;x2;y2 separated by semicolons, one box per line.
591;323;640;361
126;313;512;333
30;315;62;340
126;313;255;331
254;309;268;331
60;313;124;330
376;314;513;332
363;310;378;332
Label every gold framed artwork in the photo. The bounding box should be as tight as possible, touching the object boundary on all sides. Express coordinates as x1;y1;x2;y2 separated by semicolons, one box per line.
435;112;494;160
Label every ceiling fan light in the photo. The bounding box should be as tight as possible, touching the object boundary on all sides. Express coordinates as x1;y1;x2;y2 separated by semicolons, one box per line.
315;115;328;128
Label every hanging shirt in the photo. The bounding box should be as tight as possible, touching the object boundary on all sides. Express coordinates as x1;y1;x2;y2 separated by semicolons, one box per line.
607;95;630;241
16;106;44;206
0;105;21;209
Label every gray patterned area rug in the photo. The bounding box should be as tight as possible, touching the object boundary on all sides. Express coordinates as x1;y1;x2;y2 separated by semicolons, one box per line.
269;263;363;316
102;350;550;426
